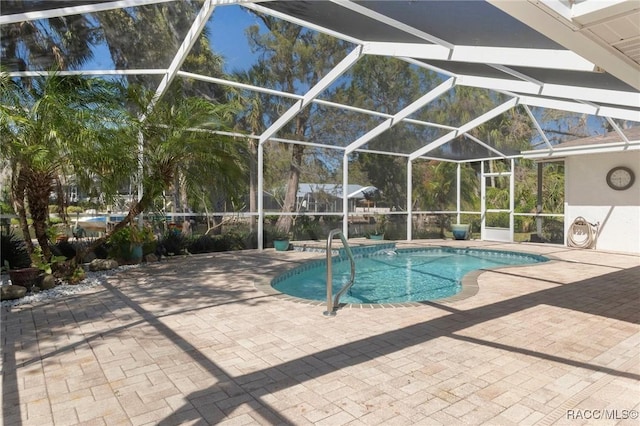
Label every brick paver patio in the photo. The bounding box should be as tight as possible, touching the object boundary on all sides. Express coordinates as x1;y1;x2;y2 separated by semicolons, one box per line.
2;240;639;425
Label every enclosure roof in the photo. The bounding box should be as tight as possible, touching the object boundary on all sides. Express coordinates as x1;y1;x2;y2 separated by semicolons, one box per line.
2;0;639;161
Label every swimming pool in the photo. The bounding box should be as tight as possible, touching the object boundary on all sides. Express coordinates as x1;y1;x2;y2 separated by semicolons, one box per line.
272;247;548;304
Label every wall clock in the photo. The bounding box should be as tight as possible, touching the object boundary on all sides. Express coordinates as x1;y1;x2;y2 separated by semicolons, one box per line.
606;166;635;191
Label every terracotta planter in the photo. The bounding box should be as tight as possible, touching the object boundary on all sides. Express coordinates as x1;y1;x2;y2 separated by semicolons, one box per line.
8;267;40;291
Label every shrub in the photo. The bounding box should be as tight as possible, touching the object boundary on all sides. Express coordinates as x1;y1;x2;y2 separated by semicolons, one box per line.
160;231;187;256
68;238;103;263
1;231;32;270
107;225;153;259
218;232;245;251
52;240;76;260
187;235;217;254
67;206;84;214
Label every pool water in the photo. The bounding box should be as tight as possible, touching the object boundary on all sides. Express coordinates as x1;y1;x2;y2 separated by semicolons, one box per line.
272;248;547;304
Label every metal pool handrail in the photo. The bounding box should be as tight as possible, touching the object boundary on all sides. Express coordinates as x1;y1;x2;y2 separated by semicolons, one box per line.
324;229;356;316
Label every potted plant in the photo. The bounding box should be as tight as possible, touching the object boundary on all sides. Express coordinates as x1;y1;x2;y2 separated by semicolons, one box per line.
451;223;471;240
1;232;40;290
269;228;290;251
108;223;146;263
367;214;387;240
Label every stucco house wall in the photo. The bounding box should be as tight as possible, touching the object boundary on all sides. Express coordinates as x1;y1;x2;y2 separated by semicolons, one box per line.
565;151;640;254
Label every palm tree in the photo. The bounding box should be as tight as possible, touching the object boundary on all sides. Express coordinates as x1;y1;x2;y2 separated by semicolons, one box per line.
231;69;268;233
1;11;95;71
0;73;130;260
415;161;479;237
96;86;246;242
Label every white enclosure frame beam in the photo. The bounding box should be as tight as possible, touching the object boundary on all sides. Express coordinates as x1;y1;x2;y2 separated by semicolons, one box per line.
456;163;461;225
509;158;515;242
258;46;363;145
331;0;454;48
488;0;640;90
179;71;457;132
258;45;363;247
462;133;508;159
451;46;596;72
407;159;413;241
0;0;175;24
342;154;350;237
406;60;640;118
367;42;598;72
178;71;304;100
457;75;639;109
257;143;265;249
410;98;518;160
344;77;456;154
480;161;486;238
243;2;365;46
523;105;554;151
7;69;167;77
516;95;640;122
144;0;216;117
523;141;640;159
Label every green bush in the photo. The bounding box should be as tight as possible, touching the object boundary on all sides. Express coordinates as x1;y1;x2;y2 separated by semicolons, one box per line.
1;231;32;270
67;206;84;214
186;233;246;254
187;235;217;254
160;231;187;256
52;240;76;259
108;225;153;259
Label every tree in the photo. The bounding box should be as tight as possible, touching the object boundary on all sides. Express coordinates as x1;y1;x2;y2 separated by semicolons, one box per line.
414;161;479;237
97;2;227;99
0;73;132;260
230;69;267;232
90;86;246;245
336;55;439;210
1;7;95;72
245;15;350;233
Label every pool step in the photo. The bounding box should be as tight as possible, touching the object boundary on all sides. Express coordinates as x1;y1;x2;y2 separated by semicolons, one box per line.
292;239;396;256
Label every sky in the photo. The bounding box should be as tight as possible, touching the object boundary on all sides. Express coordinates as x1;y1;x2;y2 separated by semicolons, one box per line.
207;5;261;73
82;4;260;73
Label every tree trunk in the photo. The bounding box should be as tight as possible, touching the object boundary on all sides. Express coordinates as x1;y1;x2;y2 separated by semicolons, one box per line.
74;190;155;265
276;143;304;234
10;166;34;253
25;171;54;261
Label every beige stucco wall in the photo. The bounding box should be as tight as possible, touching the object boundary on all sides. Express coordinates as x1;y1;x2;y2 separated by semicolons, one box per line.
565;150;640;254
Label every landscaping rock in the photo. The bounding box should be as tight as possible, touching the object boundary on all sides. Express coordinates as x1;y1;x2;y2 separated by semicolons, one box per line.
40;274;57;290
89;259;119;272
1;285;27;300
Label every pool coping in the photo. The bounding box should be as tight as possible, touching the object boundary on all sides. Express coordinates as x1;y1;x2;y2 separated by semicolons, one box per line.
254;245;559;310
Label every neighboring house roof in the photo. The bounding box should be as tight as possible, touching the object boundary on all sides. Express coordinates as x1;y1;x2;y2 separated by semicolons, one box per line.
297;184;377;200
523;126;640;159
554;126;640;149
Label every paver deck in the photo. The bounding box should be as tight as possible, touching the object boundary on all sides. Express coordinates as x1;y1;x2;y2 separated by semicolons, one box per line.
2;240;639;425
